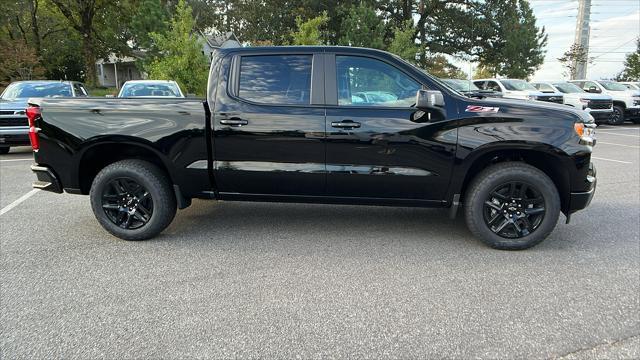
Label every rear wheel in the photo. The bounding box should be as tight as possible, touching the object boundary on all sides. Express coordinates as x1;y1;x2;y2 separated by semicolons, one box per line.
90;159;176;240
464;162;560;250
0;147;9;154
608;105;625;125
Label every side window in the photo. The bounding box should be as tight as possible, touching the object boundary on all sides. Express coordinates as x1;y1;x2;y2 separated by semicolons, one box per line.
486;81;502;92
336;56;421;107
536;83;554;92
238;55;312;105
73;83;88;97
473;81;486;90
583;81;600;93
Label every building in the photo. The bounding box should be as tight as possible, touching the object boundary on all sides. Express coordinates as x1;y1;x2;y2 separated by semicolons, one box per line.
96;32;240;88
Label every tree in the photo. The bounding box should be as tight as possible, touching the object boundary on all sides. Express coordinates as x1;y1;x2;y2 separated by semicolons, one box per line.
339;3;386;49
477;0;547;78
617;39;640;81
473;65;494;79
0;38;44;86
558;43;591;79
388;20;419;63
146;0;209;96
424;55;467;79
129;0;169;50
291;12;329;45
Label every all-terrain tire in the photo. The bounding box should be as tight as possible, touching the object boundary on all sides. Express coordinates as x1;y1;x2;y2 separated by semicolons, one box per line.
608;105;625;125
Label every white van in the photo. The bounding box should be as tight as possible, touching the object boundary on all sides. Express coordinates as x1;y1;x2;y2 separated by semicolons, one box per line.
569;80;640;124
531;81;613;123
473;78;564;104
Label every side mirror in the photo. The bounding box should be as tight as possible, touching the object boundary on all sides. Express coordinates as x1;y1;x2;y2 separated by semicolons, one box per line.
588;86;600;93
416;90;445;109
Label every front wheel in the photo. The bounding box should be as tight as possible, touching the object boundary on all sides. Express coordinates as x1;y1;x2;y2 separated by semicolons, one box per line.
608;105;625;125
464;162;561;250
90;159;177;240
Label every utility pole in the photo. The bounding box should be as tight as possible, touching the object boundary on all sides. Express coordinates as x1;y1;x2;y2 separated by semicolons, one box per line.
573;0;592;79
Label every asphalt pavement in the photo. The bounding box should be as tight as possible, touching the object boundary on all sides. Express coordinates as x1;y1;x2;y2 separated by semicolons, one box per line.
1;125;639;358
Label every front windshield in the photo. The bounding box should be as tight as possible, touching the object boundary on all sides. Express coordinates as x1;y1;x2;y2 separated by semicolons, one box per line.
599;81;628;91
553;82;584;94
1;82;72;99
442;79;479;92
120;82;181;97
501;79;538;91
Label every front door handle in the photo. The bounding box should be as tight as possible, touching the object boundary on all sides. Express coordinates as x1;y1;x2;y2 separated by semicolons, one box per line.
220;118;248;126
331;120;361;129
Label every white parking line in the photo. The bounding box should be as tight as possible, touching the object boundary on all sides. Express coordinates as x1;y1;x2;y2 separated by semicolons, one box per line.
0;189;40;216
597;132;640;138
592;156;632;164
0;158;32;163
597;141;640;149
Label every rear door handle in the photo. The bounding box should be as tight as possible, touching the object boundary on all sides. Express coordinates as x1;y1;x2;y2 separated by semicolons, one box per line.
331;120;361;129
220;118;248;126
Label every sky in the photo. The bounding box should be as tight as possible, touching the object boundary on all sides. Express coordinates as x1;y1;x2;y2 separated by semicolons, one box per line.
453;0;640;80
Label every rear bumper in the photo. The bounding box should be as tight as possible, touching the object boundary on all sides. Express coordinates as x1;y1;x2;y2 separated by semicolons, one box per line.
0;127;29;146
31;164;63;193
568;162;596;213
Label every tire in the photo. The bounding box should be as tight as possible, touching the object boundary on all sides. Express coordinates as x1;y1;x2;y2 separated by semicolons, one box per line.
90;159;176;240
464;162;561;250
0;147;9;154
608;105;625;125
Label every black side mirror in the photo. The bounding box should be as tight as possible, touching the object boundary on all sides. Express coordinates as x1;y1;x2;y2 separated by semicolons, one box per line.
416;90;445;109
588;86;600;93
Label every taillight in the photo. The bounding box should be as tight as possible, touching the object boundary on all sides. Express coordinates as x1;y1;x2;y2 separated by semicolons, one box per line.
26;105;41;151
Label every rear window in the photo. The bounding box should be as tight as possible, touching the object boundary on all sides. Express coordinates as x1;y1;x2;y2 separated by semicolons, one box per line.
238;55;312;105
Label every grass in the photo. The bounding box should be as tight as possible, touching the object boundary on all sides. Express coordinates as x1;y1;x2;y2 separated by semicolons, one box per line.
88;87;118;97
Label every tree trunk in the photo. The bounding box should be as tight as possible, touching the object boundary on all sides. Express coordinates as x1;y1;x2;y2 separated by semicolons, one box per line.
28;0;41;56
82;33;97;86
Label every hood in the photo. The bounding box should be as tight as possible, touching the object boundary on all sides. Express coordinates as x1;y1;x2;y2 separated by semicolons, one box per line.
571;93;612;100
474;96;592;123
0;98;29;111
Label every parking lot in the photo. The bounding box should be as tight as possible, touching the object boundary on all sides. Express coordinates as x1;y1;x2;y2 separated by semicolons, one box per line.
1;125;639;358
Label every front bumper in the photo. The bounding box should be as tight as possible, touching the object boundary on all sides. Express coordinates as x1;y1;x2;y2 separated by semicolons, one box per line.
0;126;29;146
624;107;640;118
31;164;63;193
568;162;596;213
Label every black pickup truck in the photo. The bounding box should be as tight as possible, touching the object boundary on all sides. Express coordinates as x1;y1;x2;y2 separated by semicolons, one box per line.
27;46;597;250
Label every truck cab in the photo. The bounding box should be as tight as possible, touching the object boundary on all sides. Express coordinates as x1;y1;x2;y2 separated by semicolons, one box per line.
569;80;640;124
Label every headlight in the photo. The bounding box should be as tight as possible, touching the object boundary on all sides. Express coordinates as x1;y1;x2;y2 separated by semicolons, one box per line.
579;98;590;109
574;122;596;145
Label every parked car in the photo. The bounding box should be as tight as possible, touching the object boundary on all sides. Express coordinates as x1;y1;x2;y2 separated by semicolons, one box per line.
440;78;502;98
569;80;640;124
117;80;185;98
619;81;640;91
473;78;564;104
531;81;613;123
27;46;597;250
0;80;88;154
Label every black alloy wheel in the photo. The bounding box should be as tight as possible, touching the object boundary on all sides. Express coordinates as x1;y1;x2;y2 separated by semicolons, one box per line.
483;181;545;238
101;177;153;230
608;105;625;125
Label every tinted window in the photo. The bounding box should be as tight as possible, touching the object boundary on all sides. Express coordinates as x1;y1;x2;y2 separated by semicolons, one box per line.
486;81;502;92
336;56;421;107
501;79;537;91
73;83;88;96
238;55;312;105
534;83;555;92
120;82;182;97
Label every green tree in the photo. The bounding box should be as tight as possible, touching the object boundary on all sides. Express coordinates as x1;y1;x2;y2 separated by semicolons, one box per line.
129;0;168;50
473;65;494;79
477;0;547;78
0;37;44;86
291;12;329;45
617;39;640;81
558;43;591;79
339;3;386;49
424;55;467;79
388;20;419;63
146;0;209;96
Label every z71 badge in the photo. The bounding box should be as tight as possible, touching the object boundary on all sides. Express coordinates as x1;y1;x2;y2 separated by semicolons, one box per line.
465;105;500;113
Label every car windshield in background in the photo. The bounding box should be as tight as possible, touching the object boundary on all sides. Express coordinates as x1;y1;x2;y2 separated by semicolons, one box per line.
442;79;479;92
599;81;630;91
501;79;538;91
553;83;584;94
1;82;72;99
120;83;181;97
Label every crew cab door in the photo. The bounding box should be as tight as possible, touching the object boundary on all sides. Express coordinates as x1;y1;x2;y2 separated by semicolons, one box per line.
324;54;457;201
212;51;326;197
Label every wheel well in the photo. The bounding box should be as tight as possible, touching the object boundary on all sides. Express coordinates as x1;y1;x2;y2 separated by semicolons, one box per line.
612;100;626;109
460;149;570;212
78;143;173;194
